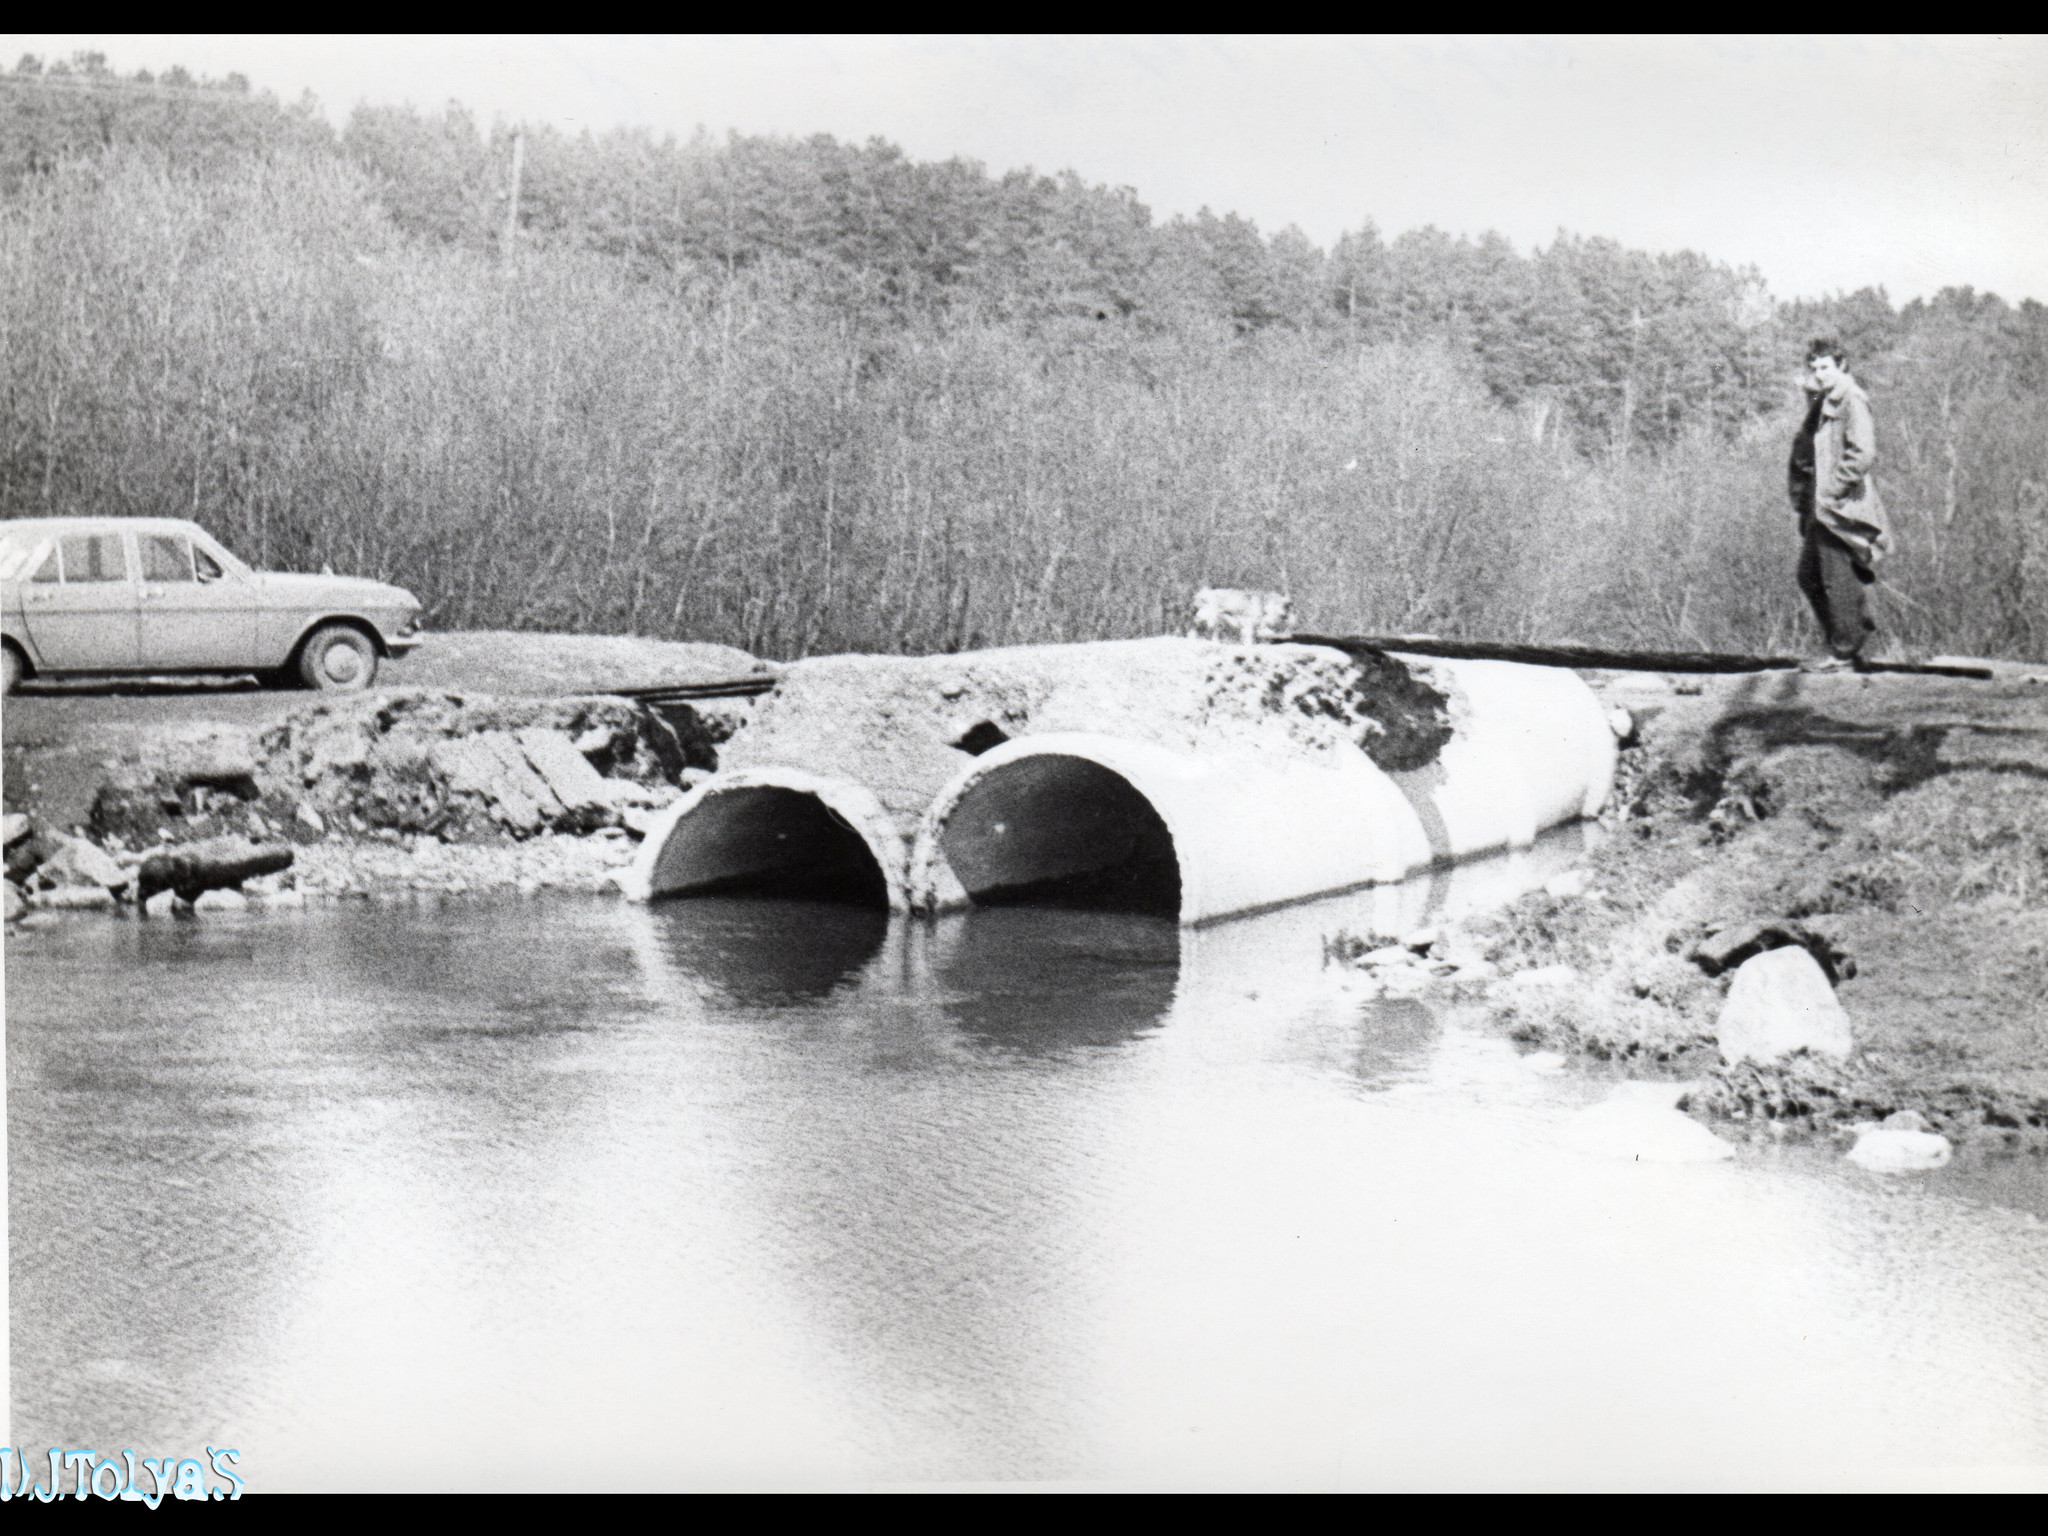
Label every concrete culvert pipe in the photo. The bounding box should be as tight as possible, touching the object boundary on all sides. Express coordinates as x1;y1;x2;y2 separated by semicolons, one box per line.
1393;657;1620;857
619;769;906;910
911;733;1434;926
921;751;1185;918
912;655;1616;927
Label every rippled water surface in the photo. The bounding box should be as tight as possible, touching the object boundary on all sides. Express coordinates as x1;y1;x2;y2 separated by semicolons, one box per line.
9;853;2048;1489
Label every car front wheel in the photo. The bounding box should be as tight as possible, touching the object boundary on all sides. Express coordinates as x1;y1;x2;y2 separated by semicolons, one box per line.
1;643;21;696
297;624;379;692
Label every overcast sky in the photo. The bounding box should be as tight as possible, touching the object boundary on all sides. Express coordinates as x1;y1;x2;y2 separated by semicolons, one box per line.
8;34;2047;304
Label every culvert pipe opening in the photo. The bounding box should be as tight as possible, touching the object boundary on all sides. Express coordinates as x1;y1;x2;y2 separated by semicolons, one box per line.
644;786;891;908
937;755;1181;918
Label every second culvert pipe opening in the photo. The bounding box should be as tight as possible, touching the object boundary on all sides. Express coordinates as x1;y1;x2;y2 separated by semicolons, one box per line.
644;786;892;907
937;755;1182;919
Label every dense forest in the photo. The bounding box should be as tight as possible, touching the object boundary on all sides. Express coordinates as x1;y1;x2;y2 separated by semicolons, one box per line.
4;54;2044;660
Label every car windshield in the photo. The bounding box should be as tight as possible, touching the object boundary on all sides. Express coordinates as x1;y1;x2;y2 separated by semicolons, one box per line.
187;529;247;577
139;532;195;582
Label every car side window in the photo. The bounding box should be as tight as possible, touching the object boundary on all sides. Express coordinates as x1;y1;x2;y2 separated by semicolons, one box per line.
194;546;224;582
140;533;196;583
28;547;59;584
57;533;129;583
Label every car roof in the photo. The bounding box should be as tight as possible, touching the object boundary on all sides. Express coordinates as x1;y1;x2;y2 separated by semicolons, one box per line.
0;517;212;537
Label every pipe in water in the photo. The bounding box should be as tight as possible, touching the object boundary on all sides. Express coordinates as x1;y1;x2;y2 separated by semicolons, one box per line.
617;767;907;910
626;656;1616;926
911;660;1616;926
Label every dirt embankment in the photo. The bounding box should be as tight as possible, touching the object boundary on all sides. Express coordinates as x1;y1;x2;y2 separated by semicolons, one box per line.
1451;666;2048;1151
5;690;755;909
2;631;761;912
5;634;1456;912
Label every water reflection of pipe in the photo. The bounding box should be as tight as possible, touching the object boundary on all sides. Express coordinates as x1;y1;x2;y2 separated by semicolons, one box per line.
1152;821;1597;1079
920;908;1181;1055
1170;819;1597;1021
636;896;892;1007
620;822;1592;1061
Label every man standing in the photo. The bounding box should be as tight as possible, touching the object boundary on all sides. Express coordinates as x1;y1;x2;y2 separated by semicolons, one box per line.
1789;338;1892;669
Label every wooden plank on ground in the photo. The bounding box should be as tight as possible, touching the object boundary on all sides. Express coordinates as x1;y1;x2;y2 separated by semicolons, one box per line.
608;677;778;703
1281;634;1994;680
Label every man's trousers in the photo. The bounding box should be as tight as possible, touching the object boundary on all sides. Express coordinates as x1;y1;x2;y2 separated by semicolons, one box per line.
1796;511;1876;659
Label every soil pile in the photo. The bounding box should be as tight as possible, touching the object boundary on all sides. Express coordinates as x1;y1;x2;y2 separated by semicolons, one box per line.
1455;668;2048;1150
385;630;768;697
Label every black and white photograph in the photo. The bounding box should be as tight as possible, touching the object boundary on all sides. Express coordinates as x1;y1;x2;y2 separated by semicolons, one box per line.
2;33;2046;1493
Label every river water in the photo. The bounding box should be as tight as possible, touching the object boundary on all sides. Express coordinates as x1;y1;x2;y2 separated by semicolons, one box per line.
8;835;2048;1491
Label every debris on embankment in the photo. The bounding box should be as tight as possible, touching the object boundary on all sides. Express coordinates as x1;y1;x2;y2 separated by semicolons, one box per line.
1392;666;2048;1153
4;688;749;912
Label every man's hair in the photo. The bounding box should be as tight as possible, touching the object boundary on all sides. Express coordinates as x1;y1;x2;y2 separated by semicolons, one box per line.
1805;336;1848;365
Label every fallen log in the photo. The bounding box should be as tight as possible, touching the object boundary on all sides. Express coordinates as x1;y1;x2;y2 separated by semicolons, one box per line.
137;836;294;904
1283;634;1994;679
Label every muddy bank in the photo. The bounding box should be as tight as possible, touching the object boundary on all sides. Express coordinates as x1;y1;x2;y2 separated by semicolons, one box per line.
1413;666;2048;1153
2;626;773;912
3;687;751;912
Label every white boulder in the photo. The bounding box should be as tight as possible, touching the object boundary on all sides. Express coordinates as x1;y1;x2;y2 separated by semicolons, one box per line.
1558;1082;1734;1163
1846;1111;1952;1173
1716;945;1854;1066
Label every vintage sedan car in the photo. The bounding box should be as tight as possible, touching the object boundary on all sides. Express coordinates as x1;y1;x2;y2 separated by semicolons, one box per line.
0;517;423;694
